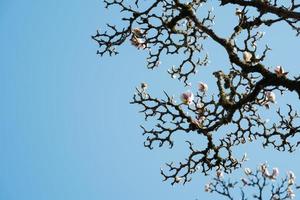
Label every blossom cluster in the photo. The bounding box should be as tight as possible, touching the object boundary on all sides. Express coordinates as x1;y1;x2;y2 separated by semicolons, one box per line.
260;65;288;108
180;82;208;105
130;28;147;49
259;163;279;180
204;163;297;199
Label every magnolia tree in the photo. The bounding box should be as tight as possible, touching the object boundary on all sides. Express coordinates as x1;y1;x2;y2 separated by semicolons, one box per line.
93;0;300;198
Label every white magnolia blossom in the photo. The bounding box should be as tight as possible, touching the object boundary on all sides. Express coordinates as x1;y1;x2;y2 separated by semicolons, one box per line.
259;163;267;172
288;171;296;185
192;116;206;128
235;8;242;18
216;170;224;179
260;164;280;180
274;65;288;77
243;51;252;63
154;60;161;67
130;28;146;49
244;168;252;175
265;91;276;103
204;183;212;192
175;176;183;183
197;116;206;123
132;28;144;38
141;82;148;90
289;171;296;180
289;177;296;185
198;82;208;93
196;102;204;109
287;187;296;199
190;168;196;173
259;0;270;3
270;168;279;180
130;36;146;49
264;169;271;177
260;163;271;178
181;91;194;105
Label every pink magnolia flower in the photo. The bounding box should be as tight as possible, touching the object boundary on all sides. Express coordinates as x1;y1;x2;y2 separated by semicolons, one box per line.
274;66;288;77
181;91;194;105
198;82;208;93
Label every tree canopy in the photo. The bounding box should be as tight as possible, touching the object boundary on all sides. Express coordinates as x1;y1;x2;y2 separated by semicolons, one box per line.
94;0;300;198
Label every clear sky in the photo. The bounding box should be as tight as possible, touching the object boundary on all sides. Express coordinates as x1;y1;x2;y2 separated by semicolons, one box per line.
1;1;300;200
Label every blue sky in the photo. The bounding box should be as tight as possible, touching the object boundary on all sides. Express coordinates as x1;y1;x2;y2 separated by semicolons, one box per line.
1;1;300;199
